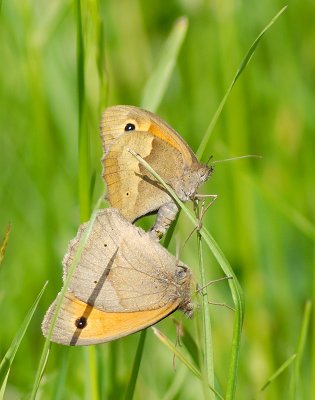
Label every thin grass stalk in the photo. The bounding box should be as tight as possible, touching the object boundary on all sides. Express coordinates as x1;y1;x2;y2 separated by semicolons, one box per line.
124;330;147;400
108;341;118;398
30;198;103;399
126;18;189;397
197;232;214;399
86;346;99;400
290;300;312;399
260;353;297;392
76;0;90;222
129;150;244;399
196;5;288;160
0;283;47;399
152;327;223;400
52;348;70;400
76;1;99;398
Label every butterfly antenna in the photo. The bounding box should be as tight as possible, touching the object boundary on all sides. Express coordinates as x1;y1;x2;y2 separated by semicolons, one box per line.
212;154;262;165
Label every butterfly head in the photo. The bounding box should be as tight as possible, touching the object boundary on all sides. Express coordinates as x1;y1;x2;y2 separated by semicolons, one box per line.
175;263;194;318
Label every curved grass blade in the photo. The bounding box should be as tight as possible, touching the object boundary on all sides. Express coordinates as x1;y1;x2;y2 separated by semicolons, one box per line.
129;149;244;399
0;282;48;400
30;197;103;400
152;327;224;400
196;6;288;160
124;330;147;400
290;300;312;399
260;354;296;392
141;16;188;112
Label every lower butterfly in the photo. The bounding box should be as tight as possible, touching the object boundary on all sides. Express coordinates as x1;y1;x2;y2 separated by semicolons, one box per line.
42;208;193;345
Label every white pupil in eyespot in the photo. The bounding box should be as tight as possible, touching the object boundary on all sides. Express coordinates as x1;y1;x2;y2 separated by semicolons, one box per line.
125;123;135;131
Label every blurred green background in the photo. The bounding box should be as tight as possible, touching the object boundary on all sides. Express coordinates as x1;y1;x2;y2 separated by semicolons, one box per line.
0;0;314;399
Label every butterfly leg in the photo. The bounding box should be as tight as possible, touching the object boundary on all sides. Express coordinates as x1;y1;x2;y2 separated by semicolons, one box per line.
149;201;179;240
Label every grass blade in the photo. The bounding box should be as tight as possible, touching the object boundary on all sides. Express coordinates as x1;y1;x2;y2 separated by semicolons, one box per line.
197;232;214;398
52;348;71;400
260;354;297;392
76;0;90;223
290;300;312;399
152;327;223;400
30;198;103;400
196;5;288;160
141;16;188;112
124;330;147;400
0;282;48;399
152;327;201;378
126;18;189;397
129;149;244;400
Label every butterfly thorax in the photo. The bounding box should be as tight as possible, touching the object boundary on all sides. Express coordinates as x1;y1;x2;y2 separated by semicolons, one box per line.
172;163;213;201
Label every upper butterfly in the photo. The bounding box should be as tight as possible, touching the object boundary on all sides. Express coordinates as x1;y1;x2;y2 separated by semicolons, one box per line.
100;105;213;239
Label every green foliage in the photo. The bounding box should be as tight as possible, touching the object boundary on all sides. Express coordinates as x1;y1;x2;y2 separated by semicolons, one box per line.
0;1;314;399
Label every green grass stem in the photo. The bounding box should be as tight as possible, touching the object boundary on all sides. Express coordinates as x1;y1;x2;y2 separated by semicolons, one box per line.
196;5;288;160
290;300;312;399
124;330;147;400
197;232;215;399
0;282;48;399
129;149;244;399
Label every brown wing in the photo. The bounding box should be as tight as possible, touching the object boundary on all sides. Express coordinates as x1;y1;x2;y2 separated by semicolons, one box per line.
100;106;211;222
42;292;179;346
100;105;196;164
42;209;192;345
62;209;182;312
103;131;187;221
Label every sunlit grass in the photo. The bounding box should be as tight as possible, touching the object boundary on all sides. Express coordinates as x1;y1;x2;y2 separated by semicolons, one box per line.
0;1;314;399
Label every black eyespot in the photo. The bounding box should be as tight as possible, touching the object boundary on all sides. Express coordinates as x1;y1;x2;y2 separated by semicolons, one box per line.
124;123;135;131
126;192;129;196
75;316;87;329
104;243;107;247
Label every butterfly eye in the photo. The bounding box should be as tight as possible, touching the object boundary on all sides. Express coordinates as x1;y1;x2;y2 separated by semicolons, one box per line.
176;265;188;280
124;123;135;131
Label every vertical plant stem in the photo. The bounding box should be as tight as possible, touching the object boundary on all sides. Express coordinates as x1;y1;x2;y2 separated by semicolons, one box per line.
124;330;147;400
197;232;214;399
77;0;90;223
52;348;70;400
125;18;189;397
290;300;312;399
76;1;98;398
130;151;244;400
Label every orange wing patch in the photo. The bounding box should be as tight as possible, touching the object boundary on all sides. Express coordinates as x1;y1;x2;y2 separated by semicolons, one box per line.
148;123;183;153
47;293;180;346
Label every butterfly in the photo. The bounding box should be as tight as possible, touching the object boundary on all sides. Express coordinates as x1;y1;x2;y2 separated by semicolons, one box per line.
100;105;212;239
42;208;193;345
